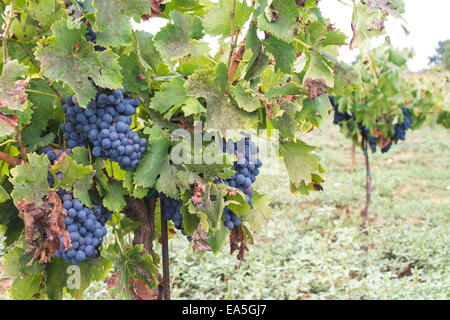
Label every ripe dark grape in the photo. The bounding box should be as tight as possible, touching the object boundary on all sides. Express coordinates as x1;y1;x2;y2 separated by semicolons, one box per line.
62;89;147;171
219;134;262;230
330;96;352;124
55;190;111;264
159;193;190;240
43;147;111;264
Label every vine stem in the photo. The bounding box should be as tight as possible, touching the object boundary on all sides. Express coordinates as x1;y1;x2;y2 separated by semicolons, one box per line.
226;0;238;72
351;141;355;172
160;199;170;300
15;126;26;163
360;145;372;225
0;150;20;167
2;0;15;65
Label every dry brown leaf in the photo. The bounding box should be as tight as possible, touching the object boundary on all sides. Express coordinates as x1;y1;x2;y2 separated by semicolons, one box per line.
16;190;70;266
191;225;211;252
304;78;328;99
229;225;248;261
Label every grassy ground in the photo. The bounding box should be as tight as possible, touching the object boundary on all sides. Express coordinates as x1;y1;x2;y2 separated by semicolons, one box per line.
165;119;449;300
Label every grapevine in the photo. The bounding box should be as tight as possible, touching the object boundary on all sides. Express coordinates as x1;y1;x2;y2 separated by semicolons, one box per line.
1;0;439;301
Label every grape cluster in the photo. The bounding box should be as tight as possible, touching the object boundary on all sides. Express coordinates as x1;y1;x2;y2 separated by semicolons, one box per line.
219;134;262;230
159;193;191;240
394;107;412;140
62;90;147;171
55;190;111;264
66;0;105;51
331;96;413;154
330;96;353;124
42;147;111;264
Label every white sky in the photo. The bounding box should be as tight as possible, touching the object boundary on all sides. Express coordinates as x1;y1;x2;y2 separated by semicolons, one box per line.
134;0;450;72
319;0;450;71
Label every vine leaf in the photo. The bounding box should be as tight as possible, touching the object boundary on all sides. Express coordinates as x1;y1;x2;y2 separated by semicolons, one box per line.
154;11;208;60
49;153;93;191
280;141;320;188
256;0;299;42
21;79;66;152
35;19;122;108
203;0;252;38
149;77;187;113
244;190;272;233
16;190;70;266
263;36;296;73
191;224;212;252
229;225;249;261
185;68;244;135
134;126;170;188
0;114;19;139
233;85;261;112
135;31;161;72
103;243;158;300
327;61;362;96
103;181;127;213
350;3;387;50
303;51;334;91
0;60;28;112
93;0;151;48
9;153;50;206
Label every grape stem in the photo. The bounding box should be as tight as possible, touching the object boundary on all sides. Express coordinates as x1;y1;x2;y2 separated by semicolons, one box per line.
25;89;60;100
226;0;238;72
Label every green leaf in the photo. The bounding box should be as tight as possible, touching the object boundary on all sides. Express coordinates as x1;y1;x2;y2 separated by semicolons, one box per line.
150;77;187;113
21;79;63;152
0;185;10;203
203;0;252;38
297;95;331;127
280;141;320;187
93;0;151;47
73;171;95;208
135;31;161;71
263;36;296;73
233;85;261;112
49;154;93;191
134;126;170;188
350;3;386;50
257;0;298;42
119;52;147;93
0;59;28;111
303;51;334;88
66;256;113;299
9;153;50;206
103;181;127;213
154;11;209;60
245;190;272;233
185;68;245;135
182;97;206;116
35;19;122;108
207;223;229;254
328;61;362;96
